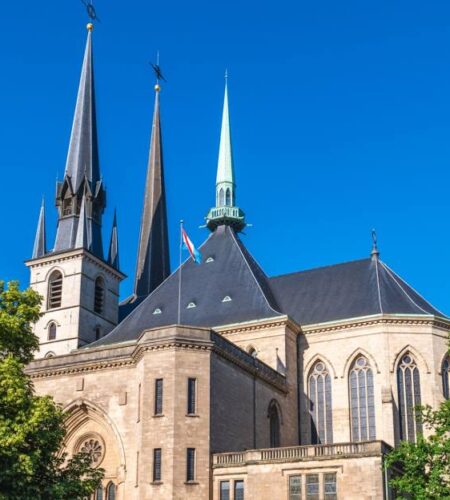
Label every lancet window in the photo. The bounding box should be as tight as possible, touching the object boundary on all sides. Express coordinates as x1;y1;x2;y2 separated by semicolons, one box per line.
349;356;376;441
268;400;281;447
225;188;231;206
308;361;333;444
443;356;450;400
94;277;105;315
397;353;422;442
48;271;63;309
218;188;225;206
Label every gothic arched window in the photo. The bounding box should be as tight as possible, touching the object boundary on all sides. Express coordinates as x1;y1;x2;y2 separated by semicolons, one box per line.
268;401;281;447
106;482;115;500
349;356;376;442
397;354;422;442
308;361;333;444
218;188;225;206
48;322;57;341
225;188;231;206
95;486;104;500
94;277;105;315
442;356;450;400
48;271;63;309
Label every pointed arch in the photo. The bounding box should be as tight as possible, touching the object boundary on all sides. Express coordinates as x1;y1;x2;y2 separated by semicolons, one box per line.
308;359;333;444
304;354;337;380
63;399;126;468
341;348;380;378
267;399;282;447
218;188;225;206
390;345;430;374
441;354;450;400
225;188;231;206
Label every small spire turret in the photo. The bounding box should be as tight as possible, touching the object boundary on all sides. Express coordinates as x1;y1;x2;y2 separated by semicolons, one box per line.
108;210;120;270
206;73;246;232
371;229;380;260
32;200;47;259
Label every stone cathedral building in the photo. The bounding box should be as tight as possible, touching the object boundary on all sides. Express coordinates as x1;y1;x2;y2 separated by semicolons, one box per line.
24;24;450;500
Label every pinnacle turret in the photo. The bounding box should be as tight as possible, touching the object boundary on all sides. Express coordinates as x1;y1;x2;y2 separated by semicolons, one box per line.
206;74;246;232
108;210;120;270
133;84;170;298
32;200;47;259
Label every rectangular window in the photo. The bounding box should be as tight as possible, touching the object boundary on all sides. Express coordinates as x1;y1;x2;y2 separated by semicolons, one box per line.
289;475;302;500
306;474;319;500
234;480;244;500
220;481;230;500
187;378;197;414
324;473;337;500
186;448;196;482
154;379;163;415
153;448;162;482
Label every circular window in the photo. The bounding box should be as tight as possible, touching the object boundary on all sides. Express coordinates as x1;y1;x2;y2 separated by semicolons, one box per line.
356;357;367;367
315;362;324;372
75;433;105;467
402;355;412;364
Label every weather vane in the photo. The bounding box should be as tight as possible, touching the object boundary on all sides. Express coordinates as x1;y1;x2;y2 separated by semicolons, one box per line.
150;52;167;84
81;0;100;23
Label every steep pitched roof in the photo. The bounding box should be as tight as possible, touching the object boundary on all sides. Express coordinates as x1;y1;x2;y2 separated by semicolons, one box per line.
92;225;282;346
269;257;445;326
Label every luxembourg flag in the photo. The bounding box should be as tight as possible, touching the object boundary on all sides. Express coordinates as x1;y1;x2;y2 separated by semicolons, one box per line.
182;228;202;264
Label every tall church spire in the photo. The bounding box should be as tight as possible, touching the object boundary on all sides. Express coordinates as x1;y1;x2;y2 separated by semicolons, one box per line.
133;83;170;298
32;200;47;259
206;73;246;232
54;23;105;258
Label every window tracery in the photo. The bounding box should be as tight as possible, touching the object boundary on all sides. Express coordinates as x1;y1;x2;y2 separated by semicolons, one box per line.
397;353;422;442
349;356;376;441
308;361;333;444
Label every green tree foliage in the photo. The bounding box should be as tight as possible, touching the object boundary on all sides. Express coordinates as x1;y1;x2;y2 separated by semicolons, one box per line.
0;281;103;500
385;400;450;499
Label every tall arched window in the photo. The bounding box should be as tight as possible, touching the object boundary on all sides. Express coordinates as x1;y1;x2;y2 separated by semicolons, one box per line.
48;271;63;309
349;356;376;442
308;361;333;444
106;482;115;500
397;353;422;442
95;486;104;500
442;356;450;400
218;188;225;206
94;277;105;315
268;401;280;447
48;322;57;341
225;188;231;206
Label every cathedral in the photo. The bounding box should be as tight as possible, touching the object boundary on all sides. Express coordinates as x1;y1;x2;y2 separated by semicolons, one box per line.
25;23;450;500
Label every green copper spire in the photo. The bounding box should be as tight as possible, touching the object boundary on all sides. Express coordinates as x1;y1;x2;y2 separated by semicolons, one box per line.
206;73;246;232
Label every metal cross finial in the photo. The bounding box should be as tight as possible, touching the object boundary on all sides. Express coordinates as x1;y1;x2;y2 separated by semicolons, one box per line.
81;0;100;22
371;229;380;259
150;54;167;84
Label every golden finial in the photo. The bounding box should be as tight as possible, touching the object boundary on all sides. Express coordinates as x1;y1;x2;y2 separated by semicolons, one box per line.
87;23;94;31
154;84;161;92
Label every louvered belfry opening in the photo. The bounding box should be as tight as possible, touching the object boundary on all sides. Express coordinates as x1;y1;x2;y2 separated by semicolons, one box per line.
94;277;105;315
48;271;63;309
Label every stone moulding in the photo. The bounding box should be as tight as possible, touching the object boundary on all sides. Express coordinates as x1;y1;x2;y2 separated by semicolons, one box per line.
26;326;287;391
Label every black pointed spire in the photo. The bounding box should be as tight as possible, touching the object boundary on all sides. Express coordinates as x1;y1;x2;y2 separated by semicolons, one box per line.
133;84;170;298
32;200;47;259
108;209;120;270
54;24;105;258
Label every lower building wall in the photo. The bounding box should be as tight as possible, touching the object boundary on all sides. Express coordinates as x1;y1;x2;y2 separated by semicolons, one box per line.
212;442;389;500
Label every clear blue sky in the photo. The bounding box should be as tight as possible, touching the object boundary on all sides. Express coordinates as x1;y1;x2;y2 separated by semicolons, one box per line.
1;0;449;312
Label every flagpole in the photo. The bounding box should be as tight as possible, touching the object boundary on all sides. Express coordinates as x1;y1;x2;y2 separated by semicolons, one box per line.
177;220;183;325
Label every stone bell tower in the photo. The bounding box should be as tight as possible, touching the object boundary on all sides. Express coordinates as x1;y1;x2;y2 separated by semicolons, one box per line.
26;24;125;358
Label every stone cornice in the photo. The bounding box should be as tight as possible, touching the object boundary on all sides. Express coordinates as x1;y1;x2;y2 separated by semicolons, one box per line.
301;314;450;335
25;248;126;281
26;326;287;392
214;316;301;336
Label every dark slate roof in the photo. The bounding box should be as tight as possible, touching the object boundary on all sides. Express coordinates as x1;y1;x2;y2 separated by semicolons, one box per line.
92;225;282;346
269;257;445;326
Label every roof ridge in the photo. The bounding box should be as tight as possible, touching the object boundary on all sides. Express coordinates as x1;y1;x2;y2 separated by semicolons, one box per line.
229;228;282;315
379;261;446;317
269;257;371;280
373;258;384;314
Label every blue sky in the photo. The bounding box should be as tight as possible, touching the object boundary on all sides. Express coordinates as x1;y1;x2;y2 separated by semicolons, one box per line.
0;0;450;312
